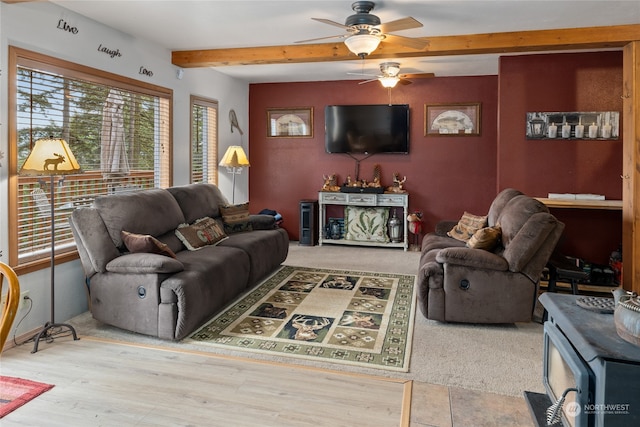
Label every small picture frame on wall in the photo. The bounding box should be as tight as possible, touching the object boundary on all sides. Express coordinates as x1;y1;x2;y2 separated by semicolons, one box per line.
267;107;313;138
424;102;481;136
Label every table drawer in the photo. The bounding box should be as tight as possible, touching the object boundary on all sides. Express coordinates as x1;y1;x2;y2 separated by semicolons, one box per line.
319;192;348;204
377;194;407;206
347;194;377;205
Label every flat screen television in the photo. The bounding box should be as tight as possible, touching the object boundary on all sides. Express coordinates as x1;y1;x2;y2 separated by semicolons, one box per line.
325;104;409;154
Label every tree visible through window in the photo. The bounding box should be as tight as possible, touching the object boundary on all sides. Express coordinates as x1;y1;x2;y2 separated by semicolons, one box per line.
8;47;172;269
190;96;218;184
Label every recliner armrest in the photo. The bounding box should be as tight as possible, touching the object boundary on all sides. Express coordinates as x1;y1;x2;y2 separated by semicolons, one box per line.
434;220;458;236
249;214;276;230
435;247;509;271
106;253;184;274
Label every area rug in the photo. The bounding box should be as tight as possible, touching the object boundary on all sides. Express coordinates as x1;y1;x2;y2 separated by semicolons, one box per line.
188;266;417;372
0;376;54;418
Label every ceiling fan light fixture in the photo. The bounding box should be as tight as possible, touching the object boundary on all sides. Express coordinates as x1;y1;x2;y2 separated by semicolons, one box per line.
379;76;399;88
344;33;380;57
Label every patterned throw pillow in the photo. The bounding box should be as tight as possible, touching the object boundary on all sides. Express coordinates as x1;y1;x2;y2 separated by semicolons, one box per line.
121;230;177;258
344;206;390;243
175;217;228;250
220;202;253;233
447;211;488;242
467;226;502;250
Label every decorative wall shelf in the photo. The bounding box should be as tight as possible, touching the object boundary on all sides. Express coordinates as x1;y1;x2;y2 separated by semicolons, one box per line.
535;197;622;210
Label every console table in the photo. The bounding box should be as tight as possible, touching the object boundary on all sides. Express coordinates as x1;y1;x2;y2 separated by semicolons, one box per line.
318;191;409;250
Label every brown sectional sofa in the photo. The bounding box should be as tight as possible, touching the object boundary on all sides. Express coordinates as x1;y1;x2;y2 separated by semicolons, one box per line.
69;183;289;340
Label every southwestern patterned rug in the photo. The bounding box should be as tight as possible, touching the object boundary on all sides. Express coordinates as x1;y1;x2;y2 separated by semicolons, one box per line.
188;266;417;372
0;376;54;418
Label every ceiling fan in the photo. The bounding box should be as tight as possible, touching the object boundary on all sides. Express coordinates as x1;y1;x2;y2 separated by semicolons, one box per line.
350;62;435;88
295;1;428;58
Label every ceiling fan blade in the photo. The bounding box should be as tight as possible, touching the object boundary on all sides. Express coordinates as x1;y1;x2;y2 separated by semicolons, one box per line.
377;17;423;33
347;72;381;78
399;72;435;79
358;78;379;85
311;17;351;30
398;78;413;85
295;34;348;43
382;33;429;50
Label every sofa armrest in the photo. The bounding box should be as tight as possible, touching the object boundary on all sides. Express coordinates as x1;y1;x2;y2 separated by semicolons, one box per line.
249;214;276;230
106;253;184;274
434;220;458;236
435;247;509;271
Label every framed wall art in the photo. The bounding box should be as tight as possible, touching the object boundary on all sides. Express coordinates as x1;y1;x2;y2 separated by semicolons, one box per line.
525;111;619;140
424;102;481;136
267;107;313;138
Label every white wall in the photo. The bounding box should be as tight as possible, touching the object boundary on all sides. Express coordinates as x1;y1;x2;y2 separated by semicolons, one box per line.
0;2;249;338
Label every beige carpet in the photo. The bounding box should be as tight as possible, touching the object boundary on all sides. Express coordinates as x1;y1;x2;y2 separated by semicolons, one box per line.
68;243;544;397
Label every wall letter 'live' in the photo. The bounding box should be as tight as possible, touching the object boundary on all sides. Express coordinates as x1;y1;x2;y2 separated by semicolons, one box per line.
57;19;79;34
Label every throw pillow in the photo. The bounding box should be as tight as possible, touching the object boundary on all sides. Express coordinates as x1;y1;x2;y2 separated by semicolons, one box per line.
467;226;502;251
447;211;488;242
121;230;177;259
220;202;253;233
175;217;228;250
344;206;390;243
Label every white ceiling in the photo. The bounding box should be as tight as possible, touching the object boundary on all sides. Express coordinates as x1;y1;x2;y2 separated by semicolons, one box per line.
50;0;640;83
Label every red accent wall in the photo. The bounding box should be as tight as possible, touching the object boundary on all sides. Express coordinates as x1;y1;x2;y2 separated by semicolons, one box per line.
248;51;623;264
497;52;623;263
249;76;499;241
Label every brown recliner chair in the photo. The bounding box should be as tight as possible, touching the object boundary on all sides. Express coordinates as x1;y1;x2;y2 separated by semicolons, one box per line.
418;189;564;323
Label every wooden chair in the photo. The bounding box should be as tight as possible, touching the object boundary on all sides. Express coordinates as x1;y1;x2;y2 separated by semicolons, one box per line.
1;262;20;352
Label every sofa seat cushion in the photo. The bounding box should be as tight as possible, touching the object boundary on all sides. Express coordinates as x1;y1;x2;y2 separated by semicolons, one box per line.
163;245;252;340
220;228;289;286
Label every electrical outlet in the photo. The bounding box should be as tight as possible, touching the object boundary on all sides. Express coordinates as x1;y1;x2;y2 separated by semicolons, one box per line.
19;291;30;311
1;290;30;311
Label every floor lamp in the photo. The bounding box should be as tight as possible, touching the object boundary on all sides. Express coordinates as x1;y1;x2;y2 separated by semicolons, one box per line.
219;145;250;204
19;137;82;353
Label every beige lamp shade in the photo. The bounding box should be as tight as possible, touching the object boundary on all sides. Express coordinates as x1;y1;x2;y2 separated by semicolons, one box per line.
19;138;82;176
219;145;250;168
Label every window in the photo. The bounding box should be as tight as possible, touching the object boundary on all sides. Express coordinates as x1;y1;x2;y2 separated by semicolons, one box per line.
8;46;172;271
190;96;218;184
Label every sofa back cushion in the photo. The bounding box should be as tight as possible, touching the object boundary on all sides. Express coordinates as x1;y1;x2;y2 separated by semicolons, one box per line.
497;195;564;280
497;195;549;247
487;188;523;227
167;183;228;224
94;188;185;248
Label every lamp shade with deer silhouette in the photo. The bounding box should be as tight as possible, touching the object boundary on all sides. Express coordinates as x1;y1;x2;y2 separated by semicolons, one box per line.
19;137;82;176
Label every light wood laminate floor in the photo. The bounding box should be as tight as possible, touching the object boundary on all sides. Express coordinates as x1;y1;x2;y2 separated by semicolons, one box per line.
1;336;533;426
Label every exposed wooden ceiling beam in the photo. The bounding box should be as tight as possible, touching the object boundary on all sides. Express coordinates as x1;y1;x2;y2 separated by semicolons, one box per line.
172;24;640;68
